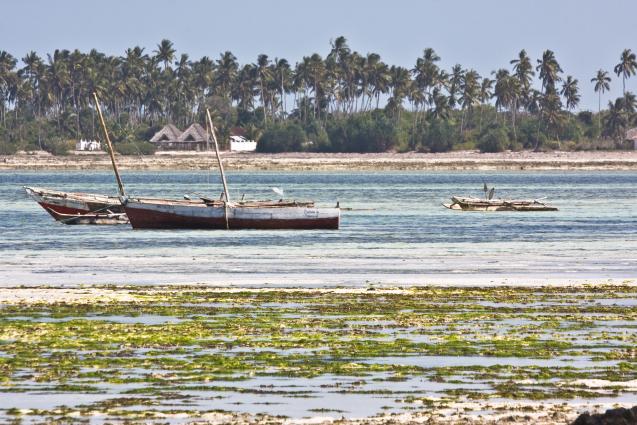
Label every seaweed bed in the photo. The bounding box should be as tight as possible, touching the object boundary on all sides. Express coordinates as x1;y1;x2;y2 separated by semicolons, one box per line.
0;284;636;424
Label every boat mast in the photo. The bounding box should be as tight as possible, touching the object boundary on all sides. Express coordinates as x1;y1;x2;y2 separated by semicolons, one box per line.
93;93;126;198
206;109;230;203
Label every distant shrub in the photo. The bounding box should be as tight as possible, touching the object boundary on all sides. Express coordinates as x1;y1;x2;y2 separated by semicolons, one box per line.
478;125;510;153
453;128;479;151
577;111;594;126
416;120;455;153
304;121;330;152
114;141;156;155
44;138;73;156
327;112;400;152
257;122;306;153
0;141;18;155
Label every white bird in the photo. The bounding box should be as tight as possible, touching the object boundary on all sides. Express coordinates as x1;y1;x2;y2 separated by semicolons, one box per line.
272;187;285;198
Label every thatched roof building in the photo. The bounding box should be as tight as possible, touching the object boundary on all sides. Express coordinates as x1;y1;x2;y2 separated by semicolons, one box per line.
150;124;182;145
179;123;207;143
149;123;211;151
176;123;209;151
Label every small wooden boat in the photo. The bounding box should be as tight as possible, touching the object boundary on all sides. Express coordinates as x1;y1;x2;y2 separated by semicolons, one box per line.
44;208;129;225
25;186;125;218
93;94;340;230
443;182;558;212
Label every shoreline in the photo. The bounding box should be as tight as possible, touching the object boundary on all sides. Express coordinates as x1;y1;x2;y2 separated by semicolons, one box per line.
2;150;637;171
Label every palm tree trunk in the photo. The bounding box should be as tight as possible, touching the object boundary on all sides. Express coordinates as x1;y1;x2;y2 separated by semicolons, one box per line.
479;106;483;133
598;91;602;131
623;75;626;96
511;98;517;142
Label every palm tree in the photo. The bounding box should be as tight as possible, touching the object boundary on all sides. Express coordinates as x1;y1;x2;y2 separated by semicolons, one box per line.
215;51;238;101
614;49;637;95
357;53;379;113
307;53;326;119
477;77;493;131
510;49;534;109
192;56;215;119
560;76;580;111
446;64;464;108
540;91;565;147
122;46;149;122
273;58;291;117
154;39;175;71
620;91;637;113
536;50;563;94
459;69;480;132
0;51;18;127
369;59;389;110
603;98;629;141
591;69;611;114
413;48;441;111
327;36;352;114
493;69;520;136
387;65;411;121
429;87;450;120
293;57;312;123
20;51;44;120
255;54;272;123
232;64;257;112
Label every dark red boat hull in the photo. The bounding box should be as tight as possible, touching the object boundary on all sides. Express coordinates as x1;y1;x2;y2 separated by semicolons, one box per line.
39;202;91;218
124;206;339;230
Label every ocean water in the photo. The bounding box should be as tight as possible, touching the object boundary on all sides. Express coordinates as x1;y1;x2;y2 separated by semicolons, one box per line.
0;170;636;286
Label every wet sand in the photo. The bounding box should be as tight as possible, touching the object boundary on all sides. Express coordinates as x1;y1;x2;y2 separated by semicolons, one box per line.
2;150;637;171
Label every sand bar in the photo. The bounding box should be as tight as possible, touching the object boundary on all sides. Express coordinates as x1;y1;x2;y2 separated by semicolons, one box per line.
2;150;637;171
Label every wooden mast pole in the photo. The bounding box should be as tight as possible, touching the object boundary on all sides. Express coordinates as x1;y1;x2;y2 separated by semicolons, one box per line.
93;92;126;198
206;109;230;202
206;109;230;229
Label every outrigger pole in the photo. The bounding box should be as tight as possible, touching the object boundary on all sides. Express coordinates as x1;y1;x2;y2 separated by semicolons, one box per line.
206;108;230;229
93;92;126;198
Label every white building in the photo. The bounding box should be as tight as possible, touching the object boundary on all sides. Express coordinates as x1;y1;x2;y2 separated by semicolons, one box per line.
75;139;102;151
229;135;257;152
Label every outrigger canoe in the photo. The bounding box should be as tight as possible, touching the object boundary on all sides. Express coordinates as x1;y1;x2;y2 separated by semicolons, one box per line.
443;196;558;211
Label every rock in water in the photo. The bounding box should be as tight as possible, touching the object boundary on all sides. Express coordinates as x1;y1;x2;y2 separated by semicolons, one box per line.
572;407;637;425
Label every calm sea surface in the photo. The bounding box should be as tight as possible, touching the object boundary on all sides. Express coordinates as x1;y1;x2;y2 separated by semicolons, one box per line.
1;170;636;286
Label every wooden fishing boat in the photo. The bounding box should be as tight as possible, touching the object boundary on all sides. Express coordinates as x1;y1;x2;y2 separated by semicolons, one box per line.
93;94;340;230
25;186;125;218
43;208;129;225
122;197;338;229
443;196;558;211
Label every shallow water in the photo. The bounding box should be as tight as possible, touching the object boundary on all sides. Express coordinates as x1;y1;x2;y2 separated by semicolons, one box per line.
1;170;636;286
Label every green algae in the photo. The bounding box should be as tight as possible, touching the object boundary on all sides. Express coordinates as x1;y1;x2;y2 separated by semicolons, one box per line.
0;284;636;423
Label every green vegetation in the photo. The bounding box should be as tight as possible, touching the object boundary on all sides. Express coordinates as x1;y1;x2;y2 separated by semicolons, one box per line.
0;40;636;155
0;284;636;423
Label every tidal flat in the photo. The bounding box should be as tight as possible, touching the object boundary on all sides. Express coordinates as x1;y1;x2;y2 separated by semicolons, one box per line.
1;284;636;424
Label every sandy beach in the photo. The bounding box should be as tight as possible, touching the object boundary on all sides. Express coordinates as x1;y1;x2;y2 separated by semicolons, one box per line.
2;150;637;171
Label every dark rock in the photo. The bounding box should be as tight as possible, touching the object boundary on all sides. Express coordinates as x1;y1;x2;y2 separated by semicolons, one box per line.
572;406;637;425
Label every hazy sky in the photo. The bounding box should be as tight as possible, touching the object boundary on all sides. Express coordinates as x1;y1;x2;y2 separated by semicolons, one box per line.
2;0;636;111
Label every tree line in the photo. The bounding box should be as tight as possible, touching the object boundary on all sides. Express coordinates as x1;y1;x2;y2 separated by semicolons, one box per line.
0;36;636;155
